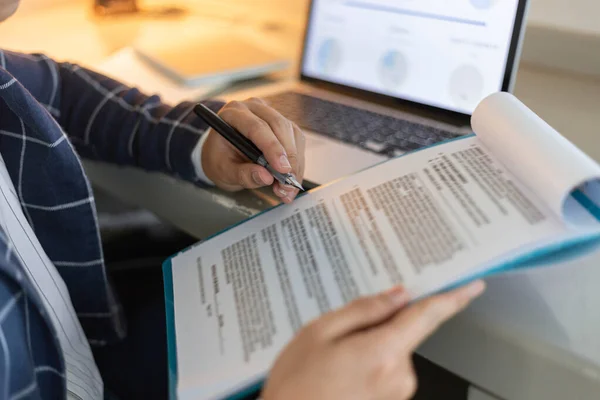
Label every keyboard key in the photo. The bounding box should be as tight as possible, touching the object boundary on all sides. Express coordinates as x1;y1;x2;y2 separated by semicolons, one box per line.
364;140;387;153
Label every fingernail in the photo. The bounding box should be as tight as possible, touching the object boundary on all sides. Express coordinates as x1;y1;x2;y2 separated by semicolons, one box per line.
466;281;486;299
385;286;408;307
252;171;263;185
280;155;291;170
283;185;297;194
278;188;288;197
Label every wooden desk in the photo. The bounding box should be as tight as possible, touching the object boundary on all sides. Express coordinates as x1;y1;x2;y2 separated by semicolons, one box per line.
0;0;308;68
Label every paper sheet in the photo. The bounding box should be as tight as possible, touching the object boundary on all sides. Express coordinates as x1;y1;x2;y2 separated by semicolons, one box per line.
94;47;225;106
170;133;600;399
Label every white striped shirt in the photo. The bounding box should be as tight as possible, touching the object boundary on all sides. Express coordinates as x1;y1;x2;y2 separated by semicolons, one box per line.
0;154;102;400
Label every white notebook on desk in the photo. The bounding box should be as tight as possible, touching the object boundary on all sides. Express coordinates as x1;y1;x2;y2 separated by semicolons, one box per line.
94;47;225;105
133;31;290;87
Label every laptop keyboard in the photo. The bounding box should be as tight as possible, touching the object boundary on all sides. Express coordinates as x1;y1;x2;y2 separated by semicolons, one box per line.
264;91;461;157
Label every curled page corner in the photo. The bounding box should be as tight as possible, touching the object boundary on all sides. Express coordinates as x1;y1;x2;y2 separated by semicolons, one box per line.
472;92;600;222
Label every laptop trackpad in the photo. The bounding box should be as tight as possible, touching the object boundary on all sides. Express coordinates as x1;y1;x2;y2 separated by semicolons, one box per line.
303;131;387;185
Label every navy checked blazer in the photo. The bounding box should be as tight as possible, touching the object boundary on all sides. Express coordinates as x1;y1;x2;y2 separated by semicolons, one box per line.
0;49;222;399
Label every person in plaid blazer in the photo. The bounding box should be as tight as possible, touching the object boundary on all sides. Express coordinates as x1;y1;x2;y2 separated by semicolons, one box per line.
0;1;485;399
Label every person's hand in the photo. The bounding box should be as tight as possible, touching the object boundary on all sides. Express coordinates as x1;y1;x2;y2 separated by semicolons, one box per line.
262;281;486;400
201;98;305;203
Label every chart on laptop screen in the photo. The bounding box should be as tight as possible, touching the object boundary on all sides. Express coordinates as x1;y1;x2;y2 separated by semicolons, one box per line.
302;0;521;114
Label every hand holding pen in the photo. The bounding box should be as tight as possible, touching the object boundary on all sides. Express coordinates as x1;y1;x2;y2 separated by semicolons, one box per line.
194;98;305;203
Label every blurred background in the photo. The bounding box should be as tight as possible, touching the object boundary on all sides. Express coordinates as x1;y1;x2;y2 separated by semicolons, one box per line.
3;0;599;150
7;0;600;76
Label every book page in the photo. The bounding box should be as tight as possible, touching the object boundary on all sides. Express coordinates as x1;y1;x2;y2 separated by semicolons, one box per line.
472;93;600;221
170;136;600;400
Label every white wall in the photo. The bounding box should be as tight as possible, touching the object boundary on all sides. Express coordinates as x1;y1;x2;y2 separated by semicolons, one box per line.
528;0;600;34
522;0;600;77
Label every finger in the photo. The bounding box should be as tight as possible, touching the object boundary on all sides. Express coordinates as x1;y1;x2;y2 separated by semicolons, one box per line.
221;161;275;190
220;102;292;174
381;281;485;353
273;182;290;198
273;182;298;204
292;123;306;182
314;286;410;340
388;365;418;400
275;124;304;203
245;98;299;174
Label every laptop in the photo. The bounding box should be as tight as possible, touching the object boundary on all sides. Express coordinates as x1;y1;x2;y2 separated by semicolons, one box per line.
223;0;530;187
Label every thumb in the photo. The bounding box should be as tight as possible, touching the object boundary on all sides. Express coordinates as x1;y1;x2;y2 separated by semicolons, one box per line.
218;162;275;191
383;280;485;353
316;287;409;340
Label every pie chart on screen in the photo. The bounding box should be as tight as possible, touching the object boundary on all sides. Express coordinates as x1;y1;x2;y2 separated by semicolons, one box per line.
317;38;342;75
470;0;496;9
379;50;409;89
448;65;484;110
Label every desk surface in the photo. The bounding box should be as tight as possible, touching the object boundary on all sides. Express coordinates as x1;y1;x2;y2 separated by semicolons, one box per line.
4;2;600;399
0;0;308;68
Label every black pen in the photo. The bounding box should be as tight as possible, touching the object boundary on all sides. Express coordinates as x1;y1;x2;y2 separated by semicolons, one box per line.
193;103;304;191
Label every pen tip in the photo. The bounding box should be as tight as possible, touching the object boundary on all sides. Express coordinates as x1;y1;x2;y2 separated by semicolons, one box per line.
287;176;305;192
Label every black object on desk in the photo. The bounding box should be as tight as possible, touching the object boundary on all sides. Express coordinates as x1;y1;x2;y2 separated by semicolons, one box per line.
193;103;304;191
94;0;138;15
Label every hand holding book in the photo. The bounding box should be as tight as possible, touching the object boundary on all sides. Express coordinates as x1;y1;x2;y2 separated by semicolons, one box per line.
262;282;485;400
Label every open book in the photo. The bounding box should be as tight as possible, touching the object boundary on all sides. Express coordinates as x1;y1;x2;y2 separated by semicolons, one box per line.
163;93;600;400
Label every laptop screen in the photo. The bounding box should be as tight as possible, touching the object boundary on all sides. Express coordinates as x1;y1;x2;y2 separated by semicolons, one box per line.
301;0;523;115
